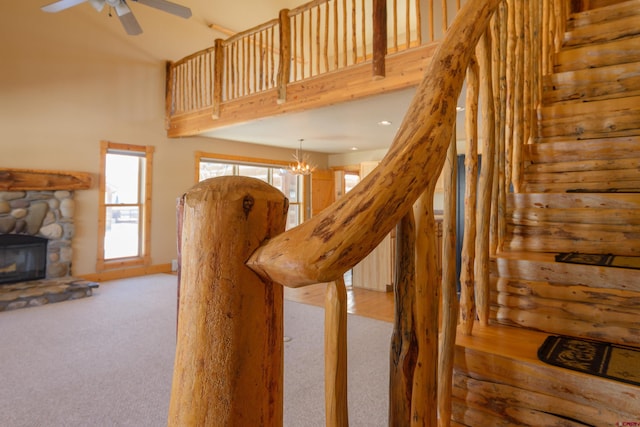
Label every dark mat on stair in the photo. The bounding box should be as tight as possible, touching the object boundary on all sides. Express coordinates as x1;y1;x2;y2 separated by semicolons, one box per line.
538;335;640;386
555;252;640;270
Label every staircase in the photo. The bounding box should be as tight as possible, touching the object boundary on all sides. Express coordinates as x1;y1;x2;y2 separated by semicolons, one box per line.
494;0;640;345
452;1;640;424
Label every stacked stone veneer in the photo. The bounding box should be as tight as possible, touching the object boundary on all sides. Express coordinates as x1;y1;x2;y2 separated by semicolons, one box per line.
0;191;76;279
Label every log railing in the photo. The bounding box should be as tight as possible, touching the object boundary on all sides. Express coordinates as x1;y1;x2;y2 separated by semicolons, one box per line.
166;0;461;119
169;0;569;426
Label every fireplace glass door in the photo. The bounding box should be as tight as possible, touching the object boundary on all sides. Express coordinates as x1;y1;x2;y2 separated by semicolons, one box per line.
0;235;47;285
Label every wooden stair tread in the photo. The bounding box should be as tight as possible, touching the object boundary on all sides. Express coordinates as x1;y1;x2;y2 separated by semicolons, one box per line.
493;250;640;292
542;61;640;104
454;324;640;425
567;0;640;30
527;136;640;162
507;191;640;209
456;323;547;362
563;14;640;48
554;36;640;72
537;95;640;140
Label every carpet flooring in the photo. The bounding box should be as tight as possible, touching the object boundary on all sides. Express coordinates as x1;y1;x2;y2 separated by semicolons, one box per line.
0;274;391;427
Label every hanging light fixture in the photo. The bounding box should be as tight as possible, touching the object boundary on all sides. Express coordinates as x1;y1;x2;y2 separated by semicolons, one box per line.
289;139;316;175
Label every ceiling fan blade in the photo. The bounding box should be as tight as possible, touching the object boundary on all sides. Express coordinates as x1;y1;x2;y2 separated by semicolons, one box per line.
134;0;191;19
117;7;143;35
41;0;88;13
88;0;105;12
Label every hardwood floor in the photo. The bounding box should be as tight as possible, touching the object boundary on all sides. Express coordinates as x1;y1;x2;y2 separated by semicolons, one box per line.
284;282;394;323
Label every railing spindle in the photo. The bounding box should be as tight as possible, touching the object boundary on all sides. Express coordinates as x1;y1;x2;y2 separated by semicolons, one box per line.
474;28;496;327
325;278;349;427
389;211;417;426
437;130;458;427
460;54;479;336
411;184;440;427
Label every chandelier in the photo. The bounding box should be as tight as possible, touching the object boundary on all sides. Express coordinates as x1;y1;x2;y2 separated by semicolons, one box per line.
289;139;316;176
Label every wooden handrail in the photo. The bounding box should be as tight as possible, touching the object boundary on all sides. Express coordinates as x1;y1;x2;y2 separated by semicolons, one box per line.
247;1;501;288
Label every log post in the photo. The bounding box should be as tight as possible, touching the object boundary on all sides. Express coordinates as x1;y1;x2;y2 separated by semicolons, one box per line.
459;55;479;336
277;9;291;104
212;39;224;119
389;211;418;427
325;278;349;427
437;131;458;427
372;0;387;80
411;182;440;427
168;176;288;427
474;29;496;327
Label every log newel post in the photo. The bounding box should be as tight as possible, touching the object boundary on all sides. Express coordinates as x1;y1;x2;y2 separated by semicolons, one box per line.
168;176;288;427
212;38;224;119
372;0;387;80
277;9;291;104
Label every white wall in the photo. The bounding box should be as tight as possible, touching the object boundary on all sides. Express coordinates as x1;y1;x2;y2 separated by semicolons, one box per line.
0;2;327;276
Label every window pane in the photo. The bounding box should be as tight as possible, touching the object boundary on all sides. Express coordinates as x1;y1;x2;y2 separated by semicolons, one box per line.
106;153;140;204
273;170;299;202
105;206;140;259
286;204;300;230
200;162;234;181
238;165;269;182
345;173;360;193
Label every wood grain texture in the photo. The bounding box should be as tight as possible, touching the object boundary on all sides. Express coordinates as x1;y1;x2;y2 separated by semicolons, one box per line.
0;168;93;191
168;177;288;427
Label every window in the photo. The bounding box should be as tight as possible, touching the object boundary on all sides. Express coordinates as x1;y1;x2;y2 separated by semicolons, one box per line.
196;152;304;229
97;141;154;271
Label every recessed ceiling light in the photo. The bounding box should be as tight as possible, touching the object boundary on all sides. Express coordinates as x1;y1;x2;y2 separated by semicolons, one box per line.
377;120;392;126
351;147;358;151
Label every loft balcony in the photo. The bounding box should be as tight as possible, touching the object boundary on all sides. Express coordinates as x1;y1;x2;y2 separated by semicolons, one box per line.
165;0;465;139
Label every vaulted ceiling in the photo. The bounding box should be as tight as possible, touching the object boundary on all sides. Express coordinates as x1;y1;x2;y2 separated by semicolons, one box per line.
11;0;466;154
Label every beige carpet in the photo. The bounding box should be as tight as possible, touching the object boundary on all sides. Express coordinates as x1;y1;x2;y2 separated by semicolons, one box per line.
0;274;391;426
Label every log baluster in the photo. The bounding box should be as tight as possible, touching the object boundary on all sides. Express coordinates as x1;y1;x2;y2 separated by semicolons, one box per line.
474;28;496;327
389;211;418;426
437;131;458;427
325;278;349;427
459;54;479;336
411;182;440;427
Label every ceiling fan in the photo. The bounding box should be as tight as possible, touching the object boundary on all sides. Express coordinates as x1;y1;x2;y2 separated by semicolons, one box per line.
41;0;192;36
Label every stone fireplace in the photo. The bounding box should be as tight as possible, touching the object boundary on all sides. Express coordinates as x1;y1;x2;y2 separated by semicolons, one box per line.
0;168;97;311
0;190;76;280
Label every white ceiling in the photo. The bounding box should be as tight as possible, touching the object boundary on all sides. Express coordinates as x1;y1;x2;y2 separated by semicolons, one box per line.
27;0;466;154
